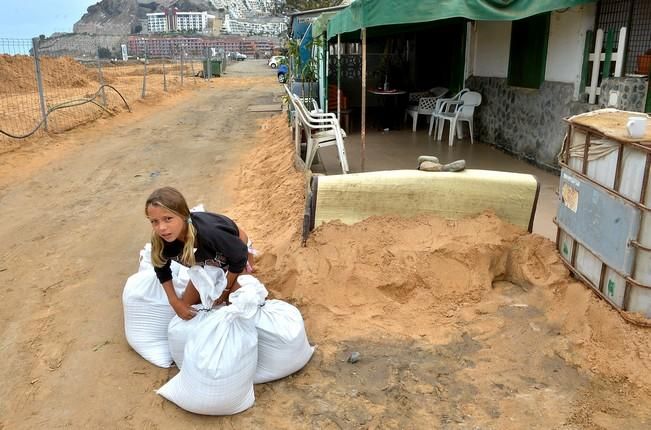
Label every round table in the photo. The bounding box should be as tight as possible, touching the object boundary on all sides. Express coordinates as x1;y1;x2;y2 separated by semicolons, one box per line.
367;89;407;129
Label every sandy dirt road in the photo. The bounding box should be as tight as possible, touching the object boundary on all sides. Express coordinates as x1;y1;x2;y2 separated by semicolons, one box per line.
0;60;283;428
1;59;651;429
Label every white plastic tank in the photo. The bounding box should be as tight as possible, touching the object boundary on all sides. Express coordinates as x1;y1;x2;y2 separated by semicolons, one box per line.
558;109;651;317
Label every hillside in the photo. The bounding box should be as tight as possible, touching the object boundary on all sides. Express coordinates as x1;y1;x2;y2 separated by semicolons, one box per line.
72;0;281;35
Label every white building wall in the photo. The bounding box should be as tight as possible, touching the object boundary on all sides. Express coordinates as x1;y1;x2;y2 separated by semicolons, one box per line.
147;13;168;33
471;5;597;87
472;21;511;78
545;4;596;91
176;12;214;32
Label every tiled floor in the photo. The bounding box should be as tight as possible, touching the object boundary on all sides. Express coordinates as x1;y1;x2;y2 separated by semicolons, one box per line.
312;125;561;240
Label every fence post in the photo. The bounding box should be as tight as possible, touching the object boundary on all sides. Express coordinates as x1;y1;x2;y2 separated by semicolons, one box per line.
207;52;211;80
601;29;614;80
162;59;167;92
141;39;147;98
31;37;48;131
96;46;107;106
579;30;592;100
614;27;627;77
180;46;185;86
645;65;651;113
190;55;196;82
588;29;604;104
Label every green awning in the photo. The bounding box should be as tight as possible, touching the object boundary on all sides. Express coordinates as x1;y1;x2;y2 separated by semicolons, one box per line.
328;0;596;38
312;11;340;37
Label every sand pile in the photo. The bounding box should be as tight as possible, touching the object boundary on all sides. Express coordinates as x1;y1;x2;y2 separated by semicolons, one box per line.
0;55;99;94
229;114;651;393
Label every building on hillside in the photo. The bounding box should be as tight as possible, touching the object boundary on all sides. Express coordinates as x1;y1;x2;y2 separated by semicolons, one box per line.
147;13;168;33
221;14;287;36
128;36;205;57
146;9;216;34
127;34;281;58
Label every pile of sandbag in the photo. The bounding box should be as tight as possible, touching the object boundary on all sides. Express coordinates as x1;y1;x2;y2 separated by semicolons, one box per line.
122;246;315;415
122;243;190;367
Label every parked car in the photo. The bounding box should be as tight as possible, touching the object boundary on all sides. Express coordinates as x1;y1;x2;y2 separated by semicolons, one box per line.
268;55;287;68
277;64;289;83
231;52;247;61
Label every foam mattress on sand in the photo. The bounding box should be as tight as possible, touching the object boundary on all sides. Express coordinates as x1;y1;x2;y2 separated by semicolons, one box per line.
309;169;540;232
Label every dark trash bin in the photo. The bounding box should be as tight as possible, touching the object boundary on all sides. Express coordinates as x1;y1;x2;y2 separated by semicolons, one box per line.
203;59;222;77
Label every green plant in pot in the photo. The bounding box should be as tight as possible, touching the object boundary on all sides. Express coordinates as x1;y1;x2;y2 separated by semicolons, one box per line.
373;55;391;90
287;37;322;100
372;52;406;91
637;48;651;76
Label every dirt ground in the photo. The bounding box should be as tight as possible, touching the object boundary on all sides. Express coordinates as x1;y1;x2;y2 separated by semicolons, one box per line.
1;59;651;429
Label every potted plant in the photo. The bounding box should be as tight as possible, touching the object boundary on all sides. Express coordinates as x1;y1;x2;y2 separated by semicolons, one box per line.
372;51;406;91
287;38;322;100
637;48;651;76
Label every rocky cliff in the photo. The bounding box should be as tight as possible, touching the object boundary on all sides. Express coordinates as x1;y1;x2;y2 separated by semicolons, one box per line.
72;0;222;35
71;0;283;35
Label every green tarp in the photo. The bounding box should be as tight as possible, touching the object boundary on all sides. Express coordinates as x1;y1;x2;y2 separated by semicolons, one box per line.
328;0;595;38
312;11;340;37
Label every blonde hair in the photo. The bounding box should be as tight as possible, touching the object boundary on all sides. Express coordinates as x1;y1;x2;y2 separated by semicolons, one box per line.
145;187;197;268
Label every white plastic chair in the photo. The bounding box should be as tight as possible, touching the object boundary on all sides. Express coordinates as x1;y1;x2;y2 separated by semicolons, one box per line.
428;88;470;138
403;87;448;132
284;85;349;173
433;91;482;147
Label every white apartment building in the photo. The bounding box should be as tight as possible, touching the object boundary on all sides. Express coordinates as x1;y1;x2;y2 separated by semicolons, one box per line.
221;14;286;36
176;12;215;32
147;13;168;33
147;11;216;33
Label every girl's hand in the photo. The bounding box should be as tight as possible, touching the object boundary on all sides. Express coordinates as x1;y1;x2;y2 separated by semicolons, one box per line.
213;295;228;307
213;281;241;307
213;289;231;306
171;299;196;320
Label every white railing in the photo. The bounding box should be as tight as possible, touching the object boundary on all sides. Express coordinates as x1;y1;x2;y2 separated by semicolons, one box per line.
585;27;627;104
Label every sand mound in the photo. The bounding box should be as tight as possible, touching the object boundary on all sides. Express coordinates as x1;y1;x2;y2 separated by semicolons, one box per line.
229;114;651;391
0;55;100;94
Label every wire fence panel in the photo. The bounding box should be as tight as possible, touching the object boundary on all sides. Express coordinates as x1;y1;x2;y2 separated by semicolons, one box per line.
596;0;651;75
37;55;110;134
1;35;224;146
0;39;46;143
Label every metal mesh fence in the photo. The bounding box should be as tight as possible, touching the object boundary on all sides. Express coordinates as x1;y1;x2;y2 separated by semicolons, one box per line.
595;0;651;75
0;39;42;142
0;36;228;146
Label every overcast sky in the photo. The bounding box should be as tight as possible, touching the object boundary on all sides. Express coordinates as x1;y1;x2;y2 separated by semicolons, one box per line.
0;1;99;39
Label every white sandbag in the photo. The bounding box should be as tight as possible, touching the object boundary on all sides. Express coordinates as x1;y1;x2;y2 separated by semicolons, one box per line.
167;266;227;368
138;243;188;298
124;244;190;367
122;270;177;368
167;306;215;369
254;299;315;384
188;265;227;308
236;276;315;384
138;243;154;273
171;262;190;297
236;275;269;304
157;291;260;415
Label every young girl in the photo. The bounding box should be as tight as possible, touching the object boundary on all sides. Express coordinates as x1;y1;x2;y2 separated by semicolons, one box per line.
145;186;252;320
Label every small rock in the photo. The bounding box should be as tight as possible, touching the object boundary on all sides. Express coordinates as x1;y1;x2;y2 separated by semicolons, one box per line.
347;351;360;363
